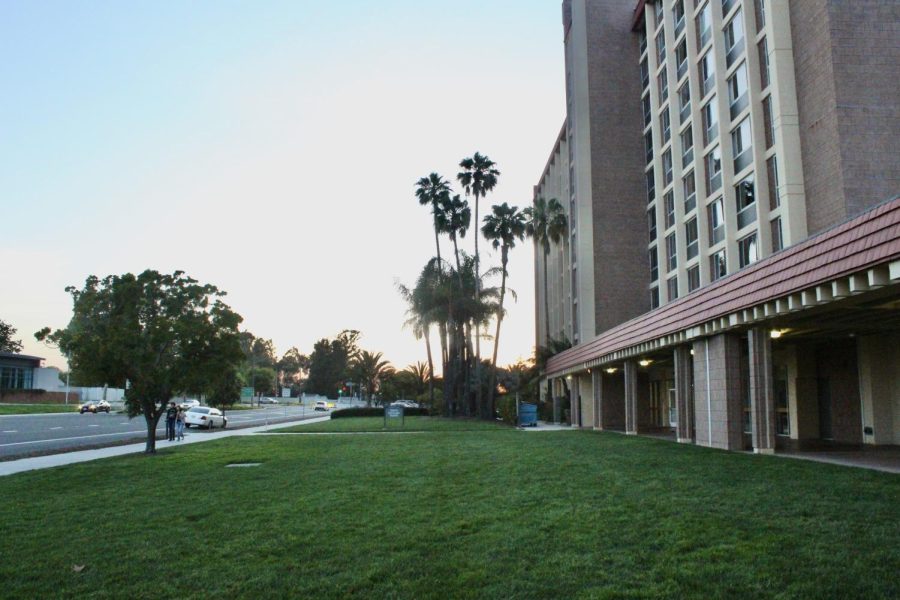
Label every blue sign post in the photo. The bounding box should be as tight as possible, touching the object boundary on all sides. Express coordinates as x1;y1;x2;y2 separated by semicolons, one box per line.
384;405;404;428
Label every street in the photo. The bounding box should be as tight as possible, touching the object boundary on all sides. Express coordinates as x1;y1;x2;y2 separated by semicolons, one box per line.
0;405;321;459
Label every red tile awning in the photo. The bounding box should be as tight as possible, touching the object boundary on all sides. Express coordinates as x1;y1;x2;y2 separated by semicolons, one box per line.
546;197;900;377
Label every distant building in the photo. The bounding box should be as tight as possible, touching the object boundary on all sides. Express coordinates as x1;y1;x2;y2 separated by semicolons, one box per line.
536;0;900;451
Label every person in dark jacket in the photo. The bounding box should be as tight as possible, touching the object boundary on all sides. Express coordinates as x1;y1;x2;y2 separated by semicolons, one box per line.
166;402;178;441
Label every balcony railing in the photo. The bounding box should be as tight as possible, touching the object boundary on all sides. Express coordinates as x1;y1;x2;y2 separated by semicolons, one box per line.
726;42;744;68
722;0;739;17
733;148;753;173
730;92;749;121
680;101;691;124
737;204;757;229
703;75;715;97
682;147;694;168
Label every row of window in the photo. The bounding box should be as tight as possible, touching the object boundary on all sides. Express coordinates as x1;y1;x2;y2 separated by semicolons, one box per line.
0;366;34;390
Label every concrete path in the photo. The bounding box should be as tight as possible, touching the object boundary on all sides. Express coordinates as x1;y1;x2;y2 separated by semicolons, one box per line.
0;416;330;477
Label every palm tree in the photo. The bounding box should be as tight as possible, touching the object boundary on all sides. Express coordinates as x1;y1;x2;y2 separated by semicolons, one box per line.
352;350;395;405
435;194;471;275
481;202;526;417
397;259;446;408
524;197;568;345
403;362;430;396
415;173;452;269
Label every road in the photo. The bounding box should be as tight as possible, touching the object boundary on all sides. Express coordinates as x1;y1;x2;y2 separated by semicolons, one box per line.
0;405;321;459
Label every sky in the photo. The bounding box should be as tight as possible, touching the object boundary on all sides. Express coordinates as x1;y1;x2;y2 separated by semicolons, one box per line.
0;0;566;373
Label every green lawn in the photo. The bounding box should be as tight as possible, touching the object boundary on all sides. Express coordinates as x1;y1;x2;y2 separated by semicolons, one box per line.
1;425;897;599
274;416;509;433
0;404;79;415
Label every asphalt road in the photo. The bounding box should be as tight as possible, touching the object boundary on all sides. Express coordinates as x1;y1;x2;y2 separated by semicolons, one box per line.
0;405;322;459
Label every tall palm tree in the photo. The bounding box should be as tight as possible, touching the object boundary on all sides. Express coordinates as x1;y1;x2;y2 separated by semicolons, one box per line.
435;194;471;275
524;197;568;344
352;350;395;405
404;362;430;396
415;173;452;269
481;202;526;417
397;259;446;408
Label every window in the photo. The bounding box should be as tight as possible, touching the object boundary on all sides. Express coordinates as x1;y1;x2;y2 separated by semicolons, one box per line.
642;94;652;126
708;197;725;243
700;51;716;96
771;216;783;252
661;108;671;143
736;176;757;228
655;0;665;29
710;248;727;281
641;58;650;90
645;130;654;164
767;155;780;209
667;276;679;301
685;218;699;259
688;265;701;291
728;63;749;120
702;97;718;146
673;0;686;36
664;190;676;229
683;171;697;213
732;117;753;173
724;10;745;67
639;30;648;56
762;95;774;148
675;40;688;80
666;233;678;271
663;149;674;186
656;31;666;66
738;232;758;268
648;207;657;240
705;146;722;196
681;126;694;168
754;0;766;30
723;0;739;17
646;168;656;203
758;38;770;89
0;366;34;390
678;82;691;123
658;68;669;104
650;286;660;309
696;2;712;49
649;246;659;281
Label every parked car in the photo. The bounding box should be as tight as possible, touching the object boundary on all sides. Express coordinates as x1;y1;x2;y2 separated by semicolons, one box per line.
79;400;111;414
259;397;279;405
179;399;200;410
314;400;329;412
390;401;419;409
184;407;227;429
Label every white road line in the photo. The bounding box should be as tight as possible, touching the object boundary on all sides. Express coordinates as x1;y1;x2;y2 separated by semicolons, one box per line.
50;427;63;430
2;430;17;434
120;423;130;425
0;430;158;448
89;425;100;428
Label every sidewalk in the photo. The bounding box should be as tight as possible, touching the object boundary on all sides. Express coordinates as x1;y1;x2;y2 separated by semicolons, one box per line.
0;416;330;477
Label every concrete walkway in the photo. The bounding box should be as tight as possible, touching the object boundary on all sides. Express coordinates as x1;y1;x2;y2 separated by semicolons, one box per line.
0;416;330;477
519;421;575;431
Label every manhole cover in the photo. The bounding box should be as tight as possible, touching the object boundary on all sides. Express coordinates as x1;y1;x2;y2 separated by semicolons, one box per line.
225;463;262;468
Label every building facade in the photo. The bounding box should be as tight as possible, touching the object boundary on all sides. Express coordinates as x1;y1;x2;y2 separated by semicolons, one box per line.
536;0;900;451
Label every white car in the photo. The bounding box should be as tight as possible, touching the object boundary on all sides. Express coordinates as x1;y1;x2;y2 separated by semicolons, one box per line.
314;400;329;412
259;397;279;405
179;399;200;410
184;407;227;429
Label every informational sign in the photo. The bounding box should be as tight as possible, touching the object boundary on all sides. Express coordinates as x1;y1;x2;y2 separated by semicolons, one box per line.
384;405;404;427
240;387;254;398
281;388;291;398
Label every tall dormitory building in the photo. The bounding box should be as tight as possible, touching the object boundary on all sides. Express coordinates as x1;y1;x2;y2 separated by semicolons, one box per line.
536;0;900;452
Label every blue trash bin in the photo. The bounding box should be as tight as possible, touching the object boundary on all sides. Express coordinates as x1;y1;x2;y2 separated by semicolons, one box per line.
518;403;537;427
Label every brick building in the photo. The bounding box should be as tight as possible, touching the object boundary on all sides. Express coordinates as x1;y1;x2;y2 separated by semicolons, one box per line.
535;0;900;451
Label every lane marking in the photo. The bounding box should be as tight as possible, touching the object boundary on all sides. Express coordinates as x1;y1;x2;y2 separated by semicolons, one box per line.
0;429;162;448
50;427;63;430
2;430;18;434
89;425;100;428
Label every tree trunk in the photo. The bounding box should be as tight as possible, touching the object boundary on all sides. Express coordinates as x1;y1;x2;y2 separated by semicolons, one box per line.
487;248;508;420
424;324;435;408
144;409;161;454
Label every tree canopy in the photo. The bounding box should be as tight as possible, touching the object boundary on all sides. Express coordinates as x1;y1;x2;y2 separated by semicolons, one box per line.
304;330;360;398
0;318;23;353
36;270;244;453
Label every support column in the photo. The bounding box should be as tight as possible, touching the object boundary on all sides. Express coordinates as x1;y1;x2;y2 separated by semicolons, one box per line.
674;345;694;443
592;369;602;429
692;334;744;450
624;360;638;434
748;328;776;453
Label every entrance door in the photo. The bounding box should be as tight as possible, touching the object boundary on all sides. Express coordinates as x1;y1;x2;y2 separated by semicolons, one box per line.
817;377;833;440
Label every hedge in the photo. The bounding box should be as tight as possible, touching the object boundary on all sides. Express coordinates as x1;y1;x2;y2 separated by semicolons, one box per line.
331;407;430;419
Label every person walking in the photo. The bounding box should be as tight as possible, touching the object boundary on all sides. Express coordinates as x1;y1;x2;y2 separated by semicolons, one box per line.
166;402;178;442
175;407;186;441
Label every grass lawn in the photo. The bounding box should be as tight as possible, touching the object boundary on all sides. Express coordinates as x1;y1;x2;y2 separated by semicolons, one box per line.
274;416;510;433
0;404;78;415
1;424;897;599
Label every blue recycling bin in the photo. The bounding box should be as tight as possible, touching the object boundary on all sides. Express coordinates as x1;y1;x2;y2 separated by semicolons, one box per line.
518;403;537;427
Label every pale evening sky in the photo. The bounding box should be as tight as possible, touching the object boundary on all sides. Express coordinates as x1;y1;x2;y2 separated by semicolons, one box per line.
0;1;565;372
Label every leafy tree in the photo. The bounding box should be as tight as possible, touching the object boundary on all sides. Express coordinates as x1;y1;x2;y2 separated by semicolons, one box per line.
305;330;360;397
240;332;276;369
524;197;568;344
403;362;430;397
36;270;243;453
436;193;471;274
277;347;309;393
0;318;23;353
207;366;241;415
482;202;526;417
244;366;277;396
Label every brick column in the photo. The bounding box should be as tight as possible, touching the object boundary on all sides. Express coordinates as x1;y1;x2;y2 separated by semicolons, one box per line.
692;334;744;450
674;345;694;443
592;369;602;429
748;328;776;454
624;360;638;434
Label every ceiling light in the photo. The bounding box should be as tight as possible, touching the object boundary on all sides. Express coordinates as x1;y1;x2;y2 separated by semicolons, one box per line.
638;359;652;367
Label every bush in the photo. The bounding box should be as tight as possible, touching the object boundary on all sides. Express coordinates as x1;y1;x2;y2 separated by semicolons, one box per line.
496;395;517;426
331;407;430;419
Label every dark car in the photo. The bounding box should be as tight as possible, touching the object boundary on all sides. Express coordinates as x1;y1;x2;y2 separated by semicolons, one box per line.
79;400;111;414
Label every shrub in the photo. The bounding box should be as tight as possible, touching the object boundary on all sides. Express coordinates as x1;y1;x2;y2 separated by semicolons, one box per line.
331;407;430;419
496;395;517;426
